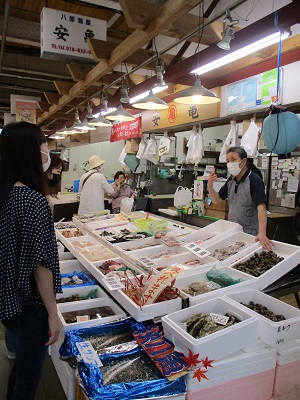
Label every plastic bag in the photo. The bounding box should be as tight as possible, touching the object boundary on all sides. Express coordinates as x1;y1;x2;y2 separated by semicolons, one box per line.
206;266;243;287
136;137;147;159
143;133;159;164
158;132;171;156
120;197;134;213
174;186;192;208
186;126;197;163
118;145;127;167
192;128;204;165
241;119;261;157
219;120;239;163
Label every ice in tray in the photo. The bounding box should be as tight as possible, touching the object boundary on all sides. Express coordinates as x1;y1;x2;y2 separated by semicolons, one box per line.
201;231;260;264
66;235;99;250
226;290;300;347
182;220;242;245
175;266;257;305
162;297;258;360
78;245;117;262
227;241;300;290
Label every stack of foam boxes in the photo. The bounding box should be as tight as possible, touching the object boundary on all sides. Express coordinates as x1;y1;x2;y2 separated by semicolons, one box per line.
162;289;300;400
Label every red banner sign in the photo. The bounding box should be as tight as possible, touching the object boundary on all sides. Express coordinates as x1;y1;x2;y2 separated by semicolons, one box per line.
110;116;142;142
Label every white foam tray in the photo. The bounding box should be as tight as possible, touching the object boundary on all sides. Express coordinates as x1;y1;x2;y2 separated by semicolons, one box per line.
115;236;163;252
58;297;127;332
162;297;258;360
65;235;100;250
75;244;118;267
59;259;88;274
182;219;242;246
224;240;300;290
275;339;300;365
56;284;108;304
175;266;257;305
89;257;144;283
226;290;300;347
201;231;260;265
129;244;188;268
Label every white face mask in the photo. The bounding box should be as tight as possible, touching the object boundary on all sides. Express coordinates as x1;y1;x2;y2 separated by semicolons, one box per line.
41;151;51;172
227;161;242;177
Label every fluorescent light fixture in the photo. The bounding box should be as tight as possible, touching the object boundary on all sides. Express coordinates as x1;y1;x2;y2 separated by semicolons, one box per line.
191;31;290;76
130;85;168;104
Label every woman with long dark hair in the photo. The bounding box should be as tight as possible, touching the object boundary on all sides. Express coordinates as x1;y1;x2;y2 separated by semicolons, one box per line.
0;121;62;400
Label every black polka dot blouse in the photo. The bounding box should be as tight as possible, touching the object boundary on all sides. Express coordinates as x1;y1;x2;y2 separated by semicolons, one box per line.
0;187;62;320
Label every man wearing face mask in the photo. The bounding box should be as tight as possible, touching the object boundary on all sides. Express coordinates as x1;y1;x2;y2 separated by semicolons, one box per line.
78;155;114;215
208;146;273;250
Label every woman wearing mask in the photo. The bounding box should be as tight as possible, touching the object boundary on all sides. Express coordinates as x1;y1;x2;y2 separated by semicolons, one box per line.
110;171;136;214
0;121;62;400
78;155;114;215
46;153;64;197
207;146;273;250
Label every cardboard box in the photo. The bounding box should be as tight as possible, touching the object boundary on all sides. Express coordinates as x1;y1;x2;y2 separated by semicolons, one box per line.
125;138;141;153
205;200;228;212
204;209;228;220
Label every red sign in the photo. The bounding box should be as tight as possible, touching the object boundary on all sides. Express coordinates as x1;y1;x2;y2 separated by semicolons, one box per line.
110;116;142;142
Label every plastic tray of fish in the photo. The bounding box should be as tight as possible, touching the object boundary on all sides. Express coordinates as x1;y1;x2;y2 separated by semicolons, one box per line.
75;245;118;266
89;257;145;283
175;266;258;305
115;236;163;252
224;240;300;290
129;245;188;269
65;235;100;251
226;290;300;347
182;220;242;246
162;297;259;361
57;298;127;332
200;231;260;265
56;285;108;305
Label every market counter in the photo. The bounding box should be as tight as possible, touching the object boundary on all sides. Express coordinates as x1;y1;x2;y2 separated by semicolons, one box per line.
47;193;79;222
144;194;175;214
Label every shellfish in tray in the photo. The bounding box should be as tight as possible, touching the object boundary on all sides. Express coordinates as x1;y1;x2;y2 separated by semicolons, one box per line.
185;313;240;339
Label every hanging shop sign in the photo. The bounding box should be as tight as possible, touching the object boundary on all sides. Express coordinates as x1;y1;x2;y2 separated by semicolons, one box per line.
141;90;221;133
15;100;36;124
40;7;106;61
110;116;142;142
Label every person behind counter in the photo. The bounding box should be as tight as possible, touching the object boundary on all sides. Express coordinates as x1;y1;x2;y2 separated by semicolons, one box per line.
110;171;136;214
207;146;273;250
0;121;61;400
45;153;64;197
78;155;114;215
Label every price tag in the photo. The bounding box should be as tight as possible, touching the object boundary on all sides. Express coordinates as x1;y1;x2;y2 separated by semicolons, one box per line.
103;276;125;291
76;315;90;322
161;236;182;247
210;313;229;326
140;256;156;268
76;341;103;367
206;281;222;290
183;242;211;258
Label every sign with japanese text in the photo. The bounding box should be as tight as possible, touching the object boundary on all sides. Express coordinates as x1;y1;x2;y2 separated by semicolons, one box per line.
140;91;221;133
15;100;36;124
110;116;142;142
76;341;103;368
41;7;106;61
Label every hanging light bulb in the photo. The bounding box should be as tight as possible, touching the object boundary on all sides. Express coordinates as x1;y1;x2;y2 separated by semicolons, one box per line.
120;79;130;103
86;101;94;119
174;75;220;105
217;9;238;50
154;56;167;88
132;87;168;110
105;103;136;121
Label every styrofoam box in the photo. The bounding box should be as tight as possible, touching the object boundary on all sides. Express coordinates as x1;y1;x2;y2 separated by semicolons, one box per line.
58;251;76;261
115;236;163;252
276;339;300;365
162;297;259;360
273;358;300;399
59;259;88;274
152;252;220;275
79;389;186;400
51;341;76;400
175;266;257;306
201;231;260;265
89;257;144;283
165;221;195;237
186;369;275;400
226;290;300;347
75;245;118;269
109;285;183;322
186;346;276;391
66;235;100;250
182;219;242;246
56;285;108;304
58;297;127;332
224;240;300;290
129;244;188;266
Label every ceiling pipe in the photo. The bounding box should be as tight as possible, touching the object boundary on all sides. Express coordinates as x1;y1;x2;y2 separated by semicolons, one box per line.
0;0;11;72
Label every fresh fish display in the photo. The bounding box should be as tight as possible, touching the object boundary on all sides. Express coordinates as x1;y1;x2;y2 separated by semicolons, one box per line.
62;306;115;324
212;241;246;261
98;260;139;277
185;313;240;339
233;251;284;277
56;289;98;303
241;301;286;322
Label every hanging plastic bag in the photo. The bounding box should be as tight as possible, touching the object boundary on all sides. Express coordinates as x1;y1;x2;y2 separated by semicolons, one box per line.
219;120;239;163
136;137;147;159
158;131;171;156
191;127;204;165
144;133;159;164
241;118;261;157
120;197;134;213
174;186;192;207
118;145;127;168
186;125;197;164
124;154;140;172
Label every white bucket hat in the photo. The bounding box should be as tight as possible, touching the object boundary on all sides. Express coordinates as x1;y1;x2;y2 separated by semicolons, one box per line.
89;155;105;170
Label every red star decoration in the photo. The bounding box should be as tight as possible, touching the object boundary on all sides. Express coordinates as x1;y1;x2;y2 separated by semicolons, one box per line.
193;368;209;382
182;349;201;367
202;356;214;369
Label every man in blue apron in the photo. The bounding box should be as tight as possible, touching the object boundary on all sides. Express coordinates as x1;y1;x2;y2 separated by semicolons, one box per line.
208;146;273;250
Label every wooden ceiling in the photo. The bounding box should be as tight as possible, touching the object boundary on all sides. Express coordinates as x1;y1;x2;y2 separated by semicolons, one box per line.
0;0;299;132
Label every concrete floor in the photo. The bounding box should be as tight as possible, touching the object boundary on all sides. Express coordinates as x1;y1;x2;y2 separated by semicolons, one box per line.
0;294;298;400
